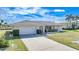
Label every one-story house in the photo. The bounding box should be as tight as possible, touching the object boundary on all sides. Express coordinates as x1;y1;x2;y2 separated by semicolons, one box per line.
11;20;65;35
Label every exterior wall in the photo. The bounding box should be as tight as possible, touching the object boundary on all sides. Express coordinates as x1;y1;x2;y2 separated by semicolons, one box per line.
57;27;63;32
51;26;63;32
13;24;63;35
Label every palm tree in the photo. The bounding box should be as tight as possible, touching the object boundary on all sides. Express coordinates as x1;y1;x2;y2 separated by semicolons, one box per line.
0;23;1;29
71;15;76;29
4;22;7;29
75;15;79;28
65;14;73;29
0;20;4;29
65;14;77;29
1;20;4;24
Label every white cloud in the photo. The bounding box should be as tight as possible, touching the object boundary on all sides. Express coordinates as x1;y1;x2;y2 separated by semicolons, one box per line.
53;9;65;12
8;7;65;23
30;14;65;23
9;7;41;15
9;7;50;17
37;9;49;16
0;7;65;23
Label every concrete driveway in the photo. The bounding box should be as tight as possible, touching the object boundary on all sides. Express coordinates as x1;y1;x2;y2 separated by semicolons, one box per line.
20;35;77;51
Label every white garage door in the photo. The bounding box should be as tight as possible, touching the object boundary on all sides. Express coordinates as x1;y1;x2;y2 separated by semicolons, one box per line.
19;27;36;35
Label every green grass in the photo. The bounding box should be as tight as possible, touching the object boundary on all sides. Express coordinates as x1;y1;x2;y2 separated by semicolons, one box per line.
48;30;79;50
0;30;6;37
0;30;28;51
6;37;28;51
63;29;79;32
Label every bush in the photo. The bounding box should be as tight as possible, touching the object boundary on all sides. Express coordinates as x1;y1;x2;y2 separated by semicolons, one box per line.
0;31;10;48
36;29;43;34
4;31;12;39
51;29;58;32
0;39;9;48
13;29;19;37
62;28;74;30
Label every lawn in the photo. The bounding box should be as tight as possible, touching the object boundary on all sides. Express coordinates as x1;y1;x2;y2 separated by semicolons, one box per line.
48;30;79;50
0;30;28;51
0;30;6;37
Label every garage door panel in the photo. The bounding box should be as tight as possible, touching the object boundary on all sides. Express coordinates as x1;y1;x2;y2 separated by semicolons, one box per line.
19;27;36;35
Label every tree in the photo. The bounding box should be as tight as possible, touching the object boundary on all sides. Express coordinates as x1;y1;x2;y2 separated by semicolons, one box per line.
0;20;4;29
65;14;73;29
4;22;8;29
0;20;4;24
0;23;1;28
71;15;76;29
75;16;79;27
0;20;9;30
65;14;79;29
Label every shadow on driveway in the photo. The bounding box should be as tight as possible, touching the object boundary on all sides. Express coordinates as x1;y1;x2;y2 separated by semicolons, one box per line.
20;34;47;39
20;32;54;39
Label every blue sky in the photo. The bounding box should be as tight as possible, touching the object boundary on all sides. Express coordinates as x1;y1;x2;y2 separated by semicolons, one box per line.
0;7;79;24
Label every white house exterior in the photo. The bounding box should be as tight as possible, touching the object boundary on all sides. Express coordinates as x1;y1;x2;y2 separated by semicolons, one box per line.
11;20;64;35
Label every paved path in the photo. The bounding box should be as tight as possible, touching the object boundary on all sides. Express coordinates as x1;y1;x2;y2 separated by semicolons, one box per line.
20;35;77;51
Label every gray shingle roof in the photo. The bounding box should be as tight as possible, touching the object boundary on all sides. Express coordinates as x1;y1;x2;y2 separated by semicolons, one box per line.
11;20;65;27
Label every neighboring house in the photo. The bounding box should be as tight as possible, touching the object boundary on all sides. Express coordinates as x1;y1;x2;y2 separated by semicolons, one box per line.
11;20;64;35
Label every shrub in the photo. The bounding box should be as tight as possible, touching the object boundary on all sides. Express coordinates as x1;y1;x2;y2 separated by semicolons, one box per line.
0;39;9;48
0;31;10;48
51;29;58;32
36;29;43;34
4;31;11;39
13;29;19;37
